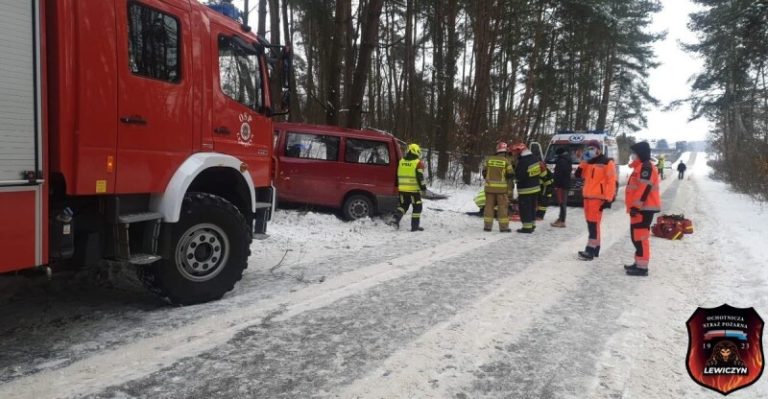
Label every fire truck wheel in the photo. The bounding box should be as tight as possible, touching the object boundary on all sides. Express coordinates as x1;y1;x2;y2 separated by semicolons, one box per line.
139;192;250;305
342;194;373;221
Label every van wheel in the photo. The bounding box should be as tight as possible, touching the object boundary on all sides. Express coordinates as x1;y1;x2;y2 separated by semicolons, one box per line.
138;192;250;305
342;194;374;221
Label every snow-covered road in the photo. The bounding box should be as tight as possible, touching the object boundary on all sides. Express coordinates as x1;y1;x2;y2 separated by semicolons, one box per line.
1;152;767;399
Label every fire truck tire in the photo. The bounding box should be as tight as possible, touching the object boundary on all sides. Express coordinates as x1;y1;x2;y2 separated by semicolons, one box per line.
342;194;374;221
138;192;250;305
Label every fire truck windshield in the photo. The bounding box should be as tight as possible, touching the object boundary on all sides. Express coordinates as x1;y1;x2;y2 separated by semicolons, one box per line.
218;35;264;111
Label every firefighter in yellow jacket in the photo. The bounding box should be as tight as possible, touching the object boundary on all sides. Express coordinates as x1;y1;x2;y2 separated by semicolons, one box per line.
390;144;427;232
483;142;514;232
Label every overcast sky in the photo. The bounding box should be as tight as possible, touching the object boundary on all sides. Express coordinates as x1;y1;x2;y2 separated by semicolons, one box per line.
637;0;711;143
229;0;711;142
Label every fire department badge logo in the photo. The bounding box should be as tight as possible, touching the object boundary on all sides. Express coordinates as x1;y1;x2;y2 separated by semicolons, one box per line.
238;112;253;143
686;304;764;395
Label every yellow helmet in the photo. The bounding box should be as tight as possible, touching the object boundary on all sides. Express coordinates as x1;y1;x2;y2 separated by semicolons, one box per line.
408;143;421;157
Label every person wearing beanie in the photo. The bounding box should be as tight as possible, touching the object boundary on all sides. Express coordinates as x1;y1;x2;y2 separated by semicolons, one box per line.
624;141;662;276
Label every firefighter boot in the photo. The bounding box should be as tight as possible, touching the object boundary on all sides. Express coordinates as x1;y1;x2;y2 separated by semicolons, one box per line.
625;265;649;276
411;218;424;232
387;214;401;230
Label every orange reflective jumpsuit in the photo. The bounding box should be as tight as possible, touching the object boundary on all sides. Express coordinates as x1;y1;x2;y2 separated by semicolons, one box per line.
625;149;661;269
575;155;617;257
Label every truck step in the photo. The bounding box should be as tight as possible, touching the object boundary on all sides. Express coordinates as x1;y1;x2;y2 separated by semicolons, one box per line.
126;253;162;265
254;202;273;209
118;212;163;224
253;233;270;241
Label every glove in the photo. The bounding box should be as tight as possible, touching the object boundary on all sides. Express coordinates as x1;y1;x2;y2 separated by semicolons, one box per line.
630;207;640;217
600;201;612;210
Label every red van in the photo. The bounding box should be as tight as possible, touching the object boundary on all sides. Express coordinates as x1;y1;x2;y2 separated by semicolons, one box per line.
273;123;404;220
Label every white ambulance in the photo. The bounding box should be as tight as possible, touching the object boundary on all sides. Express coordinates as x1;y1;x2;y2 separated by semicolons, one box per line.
541;131;620;204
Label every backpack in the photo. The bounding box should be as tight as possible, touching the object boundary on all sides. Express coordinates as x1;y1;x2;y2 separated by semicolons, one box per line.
652;214;693;240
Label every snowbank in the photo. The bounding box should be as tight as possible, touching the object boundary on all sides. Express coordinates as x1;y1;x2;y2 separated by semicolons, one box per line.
689;153;768;268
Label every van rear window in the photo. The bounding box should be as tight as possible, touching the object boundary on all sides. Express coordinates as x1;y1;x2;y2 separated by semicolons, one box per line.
285;132;340;161
345;139;390;165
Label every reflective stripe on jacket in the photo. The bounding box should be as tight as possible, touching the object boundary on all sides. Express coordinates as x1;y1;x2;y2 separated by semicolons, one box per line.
484;155;512;194
515;154;542;195
625;160;661;212
398;159;423;193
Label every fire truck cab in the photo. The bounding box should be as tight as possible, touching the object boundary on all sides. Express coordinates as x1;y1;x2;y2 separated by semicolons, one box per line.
0;0;288;304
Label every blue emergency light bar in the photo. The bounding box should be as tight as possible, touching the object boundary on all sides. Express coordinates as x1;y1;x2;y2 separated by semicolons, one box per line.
207;1;242;21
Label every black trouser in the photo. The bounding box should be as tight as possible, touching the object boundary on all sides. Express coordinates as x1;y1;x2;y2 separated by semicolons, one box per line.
394;192;422;230
678;171;685;180
518;193;537;229
554;187;567;222
536;185;552;219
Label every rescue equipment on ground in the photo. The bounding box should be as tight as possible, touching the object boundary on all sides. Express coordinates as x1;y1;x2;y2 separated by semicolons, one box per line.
652;214;693;240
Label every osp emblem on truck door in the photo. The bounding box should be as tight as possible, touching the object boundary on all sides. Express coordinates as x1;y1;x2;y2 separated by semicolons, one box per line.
238;112;253;144
686;304;764;395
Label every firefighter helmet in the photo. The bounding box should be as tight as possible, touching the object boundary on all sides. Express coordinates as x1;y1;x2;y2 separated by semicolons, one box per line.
407;143;422;157
496;142;509;153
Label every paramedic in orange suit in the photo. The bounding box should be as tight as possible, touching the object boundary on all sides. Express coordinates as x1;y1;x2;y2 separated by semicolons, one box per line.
624;141;661;276
575;140;617;261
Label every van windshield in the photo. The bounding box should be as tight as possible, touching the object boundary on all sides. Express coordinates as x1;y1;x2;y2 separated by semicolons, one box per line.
544;143;586;164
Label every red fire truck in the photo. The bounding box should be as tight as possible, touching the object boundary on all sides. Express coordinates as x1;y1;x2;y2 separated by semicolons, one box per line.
0;0;289;304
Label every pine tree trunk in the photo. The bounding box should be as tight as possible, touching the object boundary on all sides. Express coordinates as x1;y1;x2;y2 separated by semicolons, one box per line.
257;0;267;38
326;0;349;126
346;0;385;129
268;0;282;114
596;47;615;131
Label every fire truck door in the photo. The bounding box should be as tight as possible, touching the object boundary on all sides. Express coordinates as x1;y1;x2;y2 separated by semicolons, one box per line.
0;0;44;272
115;0;195;194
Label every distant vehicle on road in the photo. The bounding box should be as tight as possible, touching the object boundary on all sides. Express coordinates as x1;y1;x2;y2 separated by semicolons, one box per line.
273;123;405;220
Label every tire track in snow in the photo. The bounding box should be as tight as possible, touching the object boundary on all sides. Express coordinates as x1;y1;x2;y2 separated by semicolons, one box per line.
0;233;510;399
90;214;591;398
335;160;687;399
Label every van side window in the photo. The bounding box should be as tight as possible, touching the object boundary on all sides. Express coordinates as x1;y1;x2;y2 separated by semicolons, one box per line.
285;132;340;161
345;139;390;165
127;2;180;83
218;36;263;110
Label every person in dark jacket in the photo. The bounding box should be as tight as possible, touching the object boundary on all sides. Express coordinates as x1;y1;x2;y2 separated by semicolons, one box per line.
550;148;572;228
677;161;687;180
510;143;542;233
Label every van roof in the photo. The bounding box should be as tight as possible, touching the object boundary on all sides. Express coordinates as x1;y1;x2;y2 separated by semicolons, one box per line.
275;122;397;141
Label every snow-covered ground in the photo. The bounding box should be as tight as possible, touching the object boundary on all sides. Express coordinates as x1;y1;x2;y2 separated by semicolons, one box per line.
1;152;767;399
